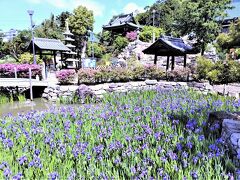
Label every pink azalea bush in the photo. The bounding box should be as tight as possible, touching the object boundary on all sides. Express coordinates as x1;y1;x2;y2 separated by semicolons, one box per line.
56;69;76;85
126;31;137;41
0;63;42;78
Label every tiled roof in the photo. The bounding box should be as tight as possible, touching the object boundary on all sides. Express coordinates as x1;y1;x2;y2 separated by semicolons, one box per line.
103;13;140;30
143;36;198;56
33;38;70;51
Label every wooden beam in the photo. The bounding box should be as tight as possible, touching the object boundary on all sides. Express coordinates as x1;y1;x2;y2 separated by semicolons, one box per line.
53;51;57;70
166;56;169;71
184;54;187;68
154;54;157;65
171;56;175;70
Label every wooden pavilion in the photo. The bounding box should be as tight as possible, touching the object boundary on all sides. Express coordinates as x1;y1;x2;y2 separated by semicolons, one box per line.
142;36;198;70
102;13;141;34
29;38;71;69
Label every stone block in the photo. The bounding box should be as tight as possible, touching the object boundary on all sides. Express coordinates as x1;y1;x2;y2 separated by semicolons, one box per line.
68;86;78;92
231;133;240;146
145;79;158;85
94;89;106;95
60;86;69;92
90;85;103;91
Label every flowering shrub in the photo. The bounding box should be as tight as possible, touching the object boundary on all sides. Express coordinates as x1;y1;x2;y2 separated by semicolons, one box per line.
0;89;239;179
56;70;76;85
77;65;166;84
126;31;137;41
167;67;191;81
0;63;42;78
144;64;165;80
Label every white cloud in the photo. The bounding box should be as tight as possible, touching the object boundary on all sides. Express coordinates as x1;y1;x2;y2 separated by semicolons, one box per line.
26;0;105;17
123;2;144;14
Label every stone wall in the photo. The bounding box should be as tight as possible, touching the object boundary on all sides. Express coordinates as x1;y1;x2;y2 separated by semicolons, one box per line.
42;80;220;102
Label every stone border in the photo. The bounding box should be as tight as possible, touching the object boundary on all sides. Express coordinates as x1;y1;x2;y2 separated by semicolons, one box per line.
42;80;227;102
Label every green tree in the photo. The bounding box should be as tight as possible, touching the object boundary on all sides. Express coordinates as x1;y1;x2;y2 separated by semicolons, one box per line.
56;11;72;30
87;42;106;58
69;6;94;59
139;26;164;42
2;30;31;59
136;0;183;35
113;36;129;54
176;0;232;55
35;14;63;39
18;52;42;64
216;20;240;51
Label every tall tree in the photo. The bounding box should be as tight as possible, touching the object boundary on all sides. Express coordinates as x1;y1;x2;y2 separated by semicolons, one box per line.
35;14;63;40
136;0;183;36
176;0;232;55
2;30;31;59
56;11;72;30
68;6;94;59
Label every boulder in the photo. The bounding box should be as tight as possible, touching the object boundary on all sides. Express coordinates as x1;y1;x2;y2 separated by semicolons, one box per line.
145;79;158;85
208;112;240;131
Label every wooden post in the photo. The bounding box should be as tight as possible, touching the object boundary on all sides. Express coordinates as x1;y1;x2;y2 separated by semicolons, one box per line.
184;54;187;68
166;56;169;71
14;67;17;78
171;56;175;70
154;54;157;65
29;68;33;101
53;51;57;70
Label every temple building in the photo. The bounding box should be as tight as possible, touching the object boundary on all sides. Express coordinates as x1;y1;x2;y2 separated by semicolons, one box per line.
102;13;141;34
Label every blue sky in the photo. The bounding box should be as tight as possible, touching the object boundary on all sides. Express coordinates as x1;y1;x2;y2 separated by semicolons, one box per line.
0;0;239;34
0;0;155;33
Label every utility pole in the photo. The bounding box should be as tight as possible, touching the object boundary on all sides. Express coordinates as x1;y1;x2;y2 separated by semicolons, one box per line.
27;10;36;64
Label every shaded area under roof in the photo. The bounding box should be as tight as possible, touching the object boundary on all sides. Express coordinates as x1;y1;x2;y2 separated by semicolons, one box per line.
30;38;71;52
143;36;198;56
102;13;141;33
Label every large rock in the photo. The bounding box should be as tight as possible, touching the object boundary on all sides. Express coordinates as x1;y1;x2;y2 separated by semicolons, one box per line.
145;79;158;85
208;112;240;130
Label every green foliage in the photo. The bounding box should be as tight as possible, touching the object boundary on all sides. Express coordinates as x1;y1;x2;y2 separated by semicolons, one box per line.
113;36;129;53
1;30;31;59
69;6;94;36
207;69;220;84
87;42;106;58
136;0;182;35
176;0;232;54
18;52;42;64
35;14;63;39
139;26;164;42
144;65;165;80
196;56;214;80
167;67;191;81
196;56;240;84
216;20;240;51
97;53;111;66
56;11;72;30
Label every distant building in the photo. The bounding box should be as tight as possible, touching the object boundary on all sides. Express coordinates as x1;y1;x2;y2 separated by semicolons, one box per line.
221;17;239;33
102;13;141;35
2;29;18;42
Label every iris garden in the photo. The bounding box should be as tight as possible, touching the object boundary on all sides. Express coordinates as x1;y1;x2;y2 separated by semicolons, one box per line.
0;88;240;179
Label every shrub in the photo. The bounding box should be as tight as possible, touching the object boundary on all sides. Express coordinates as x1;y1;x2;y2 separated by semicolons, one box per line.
126;31;137;41
139;26;164;42
0;63;42;78
87;43;106;58
144;65;165;80
78;68;99;84
167;67;191;81
111;68;133;82
207;69;220;84
56;70;76;85
18;52;42;64
196;56;214;80
113;36;129;53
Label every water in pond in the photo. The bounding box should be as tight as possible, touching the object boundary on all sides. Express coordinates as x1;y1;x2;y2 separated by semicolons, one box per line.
0;98;60;117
